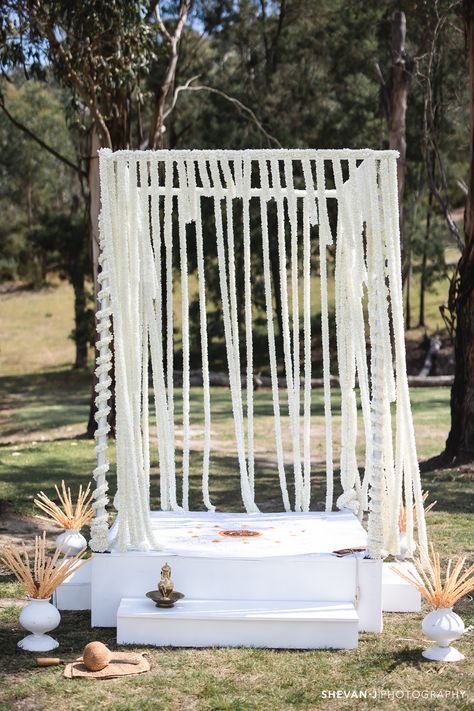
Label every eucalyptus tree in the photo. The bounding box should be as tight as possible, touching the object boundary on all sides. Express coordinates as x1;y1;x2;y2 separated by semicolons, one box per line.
443;0;474;461
0;1;192;270
0;1;194;429
0;78;94;368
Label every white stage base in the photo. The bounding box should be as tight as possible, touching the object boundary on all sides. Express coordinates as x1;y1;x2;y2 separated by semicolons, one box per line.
56;512;423;645
87;510;383;643
117;598;359;649
382;561;421;613
91;552;368;625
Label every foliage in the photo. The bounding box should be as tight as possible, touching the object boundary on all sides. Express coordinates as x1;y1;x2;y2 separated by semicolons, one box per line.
27;211;94;365
0;79;78;282
0;0;470;373
0;0;159;147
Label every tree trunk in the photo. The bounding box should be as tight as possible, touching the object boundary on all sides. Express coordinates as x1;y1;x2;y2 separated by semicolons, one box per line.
384;11;415;286
444;0;474;461
405;256;412;330
72;270;88;369
419;189;434;328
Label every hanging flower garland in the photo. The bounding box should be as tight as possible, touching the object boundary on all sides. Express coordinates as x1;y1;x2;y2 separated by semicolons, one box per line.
94;148;426;560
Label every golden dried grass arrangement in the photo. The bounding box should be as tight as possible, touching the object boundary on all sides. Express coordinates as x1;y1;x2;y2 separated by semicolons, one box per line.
0;531;86;599
399;490;437;533
34;481;94;530
392;543;474;608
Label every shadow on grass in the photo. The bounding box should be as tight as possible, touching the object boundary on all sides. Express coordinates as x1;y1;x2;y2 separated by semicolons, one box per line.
1;369;343;437
379;646;426;670
2;371;471;516
0;369;92;439
0;440;338;517
163;451;335;513
416;467;474;514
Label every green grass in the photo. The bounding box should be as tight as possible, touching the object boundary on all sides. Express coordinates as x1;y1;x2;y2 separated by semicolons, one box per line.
1;374;470;528
0;281;77;375
0;607;472;711
0;282;473;710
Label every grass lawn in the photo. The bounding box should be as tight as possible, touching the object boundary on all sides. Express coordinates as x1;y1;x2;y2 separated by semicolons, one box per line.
0;282;473;710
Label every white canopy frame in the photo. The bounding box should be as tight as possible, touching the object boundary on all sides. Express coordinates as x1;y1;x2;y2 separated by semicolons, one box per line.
90;148;427;559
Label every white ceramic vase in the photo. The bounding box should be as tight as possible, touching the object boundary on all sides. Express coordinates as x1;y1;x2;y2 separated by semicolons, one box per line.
422;607;465;662
18;598;61;652
55;529;87;557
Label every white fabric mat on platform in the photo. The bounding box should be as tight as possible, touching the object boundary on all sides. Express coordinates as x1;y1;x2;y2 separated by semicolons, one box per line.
110;511;367;558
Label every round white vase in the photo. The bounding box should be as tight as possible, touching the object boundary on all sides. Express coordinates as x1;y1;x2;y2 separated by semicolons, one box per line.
55;529;87;557
18;598;61;652
422;607;465;662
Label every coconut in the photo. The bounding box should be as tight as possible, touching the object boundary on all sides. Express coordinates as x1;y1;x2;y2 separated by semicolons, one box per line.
82;641;111;671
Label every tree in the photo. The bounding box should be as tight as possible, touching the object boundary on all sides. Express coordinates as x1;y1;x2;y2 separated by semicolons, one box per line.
171;0;388;354
0;0;470;431
28;212;93;369
0;0;193;432
444;0;474;461
376;10;415;286
1;1;190;273
0;77;94;366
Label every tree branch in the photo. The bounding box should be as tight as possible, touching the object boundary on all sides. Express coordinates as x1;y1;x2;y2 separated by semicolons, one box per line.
153;1;172;43
163;80;282;148
149;0;191;148
421;6;463;253
428;169;464;252
0;98;84;175
162;74;200;120
27;5;112;148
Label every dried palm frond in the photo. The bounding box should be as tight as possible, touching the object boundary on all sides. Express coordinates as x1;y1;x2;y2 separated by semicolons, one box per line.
399;490;437;533
1;532;86;599
34;481;94;530
391;543;474;608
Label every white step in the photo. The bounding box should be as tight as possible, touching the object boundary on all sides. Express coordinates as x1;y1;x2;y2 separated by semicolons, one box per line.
92;553;382;633
117;597;359;649
382;561;421;612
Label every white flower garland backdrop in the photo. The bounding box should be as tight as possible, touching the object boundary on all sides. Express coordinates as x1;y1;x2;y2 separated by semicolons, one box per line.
90;148;427;560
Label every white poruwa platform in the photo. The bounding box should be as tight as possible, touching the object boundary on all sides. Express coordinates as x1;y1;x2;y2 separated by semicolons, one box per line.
113;509;368;556
382;561;421;612
53;558;91;611
86;510;381;648
56;511;418;648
